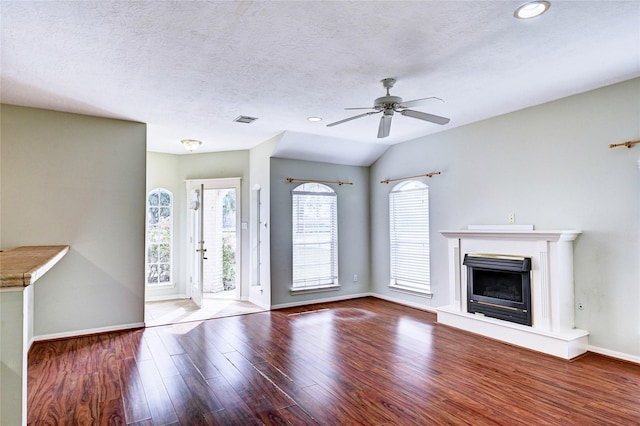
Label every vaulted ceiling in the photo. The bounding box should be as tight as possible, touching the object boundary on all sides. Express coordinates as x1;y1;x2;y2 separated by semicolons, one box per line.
2;1;639;165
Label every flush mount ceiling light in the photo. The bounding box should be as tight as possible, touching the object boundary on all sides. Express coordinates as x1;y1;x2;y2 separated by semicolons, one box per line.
307;116;322;122
181;139;202;152
514;1;550;19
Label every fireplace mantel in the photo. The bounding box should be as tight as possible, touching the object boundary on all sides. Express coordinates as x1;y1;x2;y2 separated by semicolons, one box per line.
440;229;581;242
438;228;588;359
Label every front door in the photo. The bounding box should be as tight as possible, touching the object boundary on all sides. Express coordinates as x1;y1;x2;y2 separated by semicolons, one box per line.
186;178;241;306
187;182;205;307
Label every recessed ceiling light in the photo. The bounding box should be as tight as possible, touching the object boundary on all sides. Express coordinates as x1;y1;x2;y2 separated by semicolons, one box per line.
514;1;550;19
307;117;322;122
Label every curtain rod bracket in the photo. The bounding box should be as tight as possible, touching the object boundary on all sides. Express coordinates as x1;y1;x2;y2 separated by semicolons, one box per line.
609;140;640;149
286;177;354;186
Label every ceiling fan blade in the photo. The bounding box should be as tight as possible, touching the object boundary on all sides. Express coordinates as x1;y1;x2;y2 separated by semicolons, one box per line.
377;114;392;138
400;109;450;125
344;107;375;110
326;111;379;127
399;97;444;108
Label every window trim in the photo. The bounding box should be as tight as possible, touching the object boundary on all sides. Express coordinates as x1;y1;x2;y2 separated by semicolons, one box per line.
146;187;174;287
291;183;339;293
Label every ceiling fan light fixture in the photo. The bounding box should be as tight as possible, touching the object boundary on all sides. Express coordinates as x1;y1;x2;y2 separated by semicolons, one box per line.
514;1;550;19
181;139;202;152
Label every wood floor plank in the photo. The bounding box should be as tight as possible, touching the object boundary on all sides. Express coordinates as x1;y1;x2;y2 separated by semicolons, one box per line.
161;373;210;425
206;375;264;426
27;297;640;425
72;371;100;424
143;334;180;378
172;352;224;413
137;358;180;425
176;332;223;380
98;397;126;426
118;357;151;424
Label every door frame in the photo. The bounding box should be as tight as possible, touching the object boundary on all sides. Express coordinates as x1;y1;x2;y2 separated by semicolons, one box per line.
185;177;242;303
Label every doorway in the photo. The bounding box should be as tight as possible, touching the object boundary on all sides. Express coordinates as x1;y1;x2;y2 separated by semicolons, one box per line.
145;177;264;326
187;178;241;307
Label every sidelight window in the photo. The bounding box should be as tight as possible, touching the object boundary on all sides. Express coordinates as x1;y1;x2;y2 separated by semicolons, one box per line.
146;188;173;285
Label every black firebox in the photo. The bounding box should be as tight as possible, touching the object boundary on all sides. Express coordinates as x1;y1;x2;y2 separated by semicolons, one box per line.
463;253;532;326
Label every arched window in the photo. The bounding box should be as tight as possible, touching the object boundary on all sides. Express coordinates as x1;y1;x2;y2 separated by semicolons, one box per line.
291;183;338;291
389;180;431;293
147;188;173;285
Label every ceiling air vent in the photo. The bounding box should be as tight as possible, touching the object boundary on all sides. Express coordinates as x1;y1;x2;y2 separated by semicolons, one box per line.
233;115;258;124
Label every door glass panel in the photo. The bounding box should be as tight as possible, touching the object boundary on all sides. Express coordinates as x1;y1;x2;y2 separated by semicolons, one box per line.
202;188;237;297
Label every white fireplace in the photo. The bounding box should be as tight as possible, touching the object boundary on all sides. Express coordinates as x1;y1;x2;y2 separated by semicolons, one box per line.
437;228;589;359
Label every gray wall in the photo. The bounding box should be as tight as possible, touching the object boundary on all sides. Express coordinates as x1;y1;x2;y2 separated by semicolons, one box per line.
370;78;640;358
270;157;371;307
1;104;147;336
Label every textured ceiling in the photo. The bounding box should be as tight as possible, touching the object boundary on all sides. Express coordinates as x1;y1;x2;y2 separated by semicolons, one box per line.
1;1;639;165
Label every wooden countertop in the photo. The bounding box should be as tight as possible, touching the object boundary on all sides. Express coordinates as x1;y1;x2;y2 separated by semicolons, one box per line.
0;245;70;288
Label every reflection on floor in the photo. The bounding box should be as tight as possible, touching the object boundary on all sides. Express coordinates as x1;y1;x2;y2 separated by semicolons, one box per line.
145;291;265;327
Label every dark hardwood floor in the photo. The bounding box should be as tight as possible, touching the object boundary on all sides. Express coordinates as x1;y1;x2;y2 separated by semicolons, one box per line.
28;297;640;425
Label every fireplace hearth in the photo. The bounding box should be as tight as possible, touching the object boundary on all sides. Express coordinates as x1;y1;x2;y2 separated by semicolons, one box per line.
464;254;532;326
438;229;589;359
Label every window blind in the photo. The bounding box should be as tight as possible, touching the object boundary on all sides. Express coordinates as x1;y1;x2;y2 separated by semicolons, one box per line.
389;184;430;290
292;186;338;289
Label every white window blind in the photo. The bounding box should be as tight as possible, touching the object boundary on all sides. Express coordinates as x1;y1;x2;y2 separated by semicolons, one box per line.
389;181;430;291
292;183;338;290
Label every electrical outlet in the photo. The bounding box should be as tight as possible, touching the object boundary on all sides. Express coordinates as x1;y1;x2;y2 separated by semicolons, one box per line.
508;213;515;224
353;273;358;282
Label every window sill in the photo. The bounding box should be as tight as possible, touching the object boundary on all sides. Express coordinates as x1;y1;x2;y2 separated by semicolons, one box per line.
290;284;340;295
389;284;433;298
146;283;175;289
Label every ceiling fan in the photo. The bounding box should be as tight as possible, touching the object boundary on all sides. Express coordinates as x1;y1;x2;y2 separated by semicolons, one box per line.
326;78;450;138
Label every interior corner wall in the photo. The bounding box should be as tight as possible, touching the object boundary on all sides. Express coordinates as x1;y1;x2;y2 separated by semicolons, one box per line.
249;136;279;309
370;77;640;359
0;104;147;337
270;157;371;307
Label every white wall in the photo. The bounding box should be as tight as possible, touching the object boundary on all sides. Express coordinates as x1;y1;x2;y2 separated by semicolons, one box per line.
1;104;147;337
249;136;279;309
270;157;371;307
370;78;640;358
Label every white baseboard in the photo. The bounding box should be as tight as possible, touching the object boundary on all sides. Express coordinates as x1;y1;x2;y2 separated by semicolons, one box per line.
588;345;640;364
33;322;145;343
145;293;187;302
270;292;372;310
372;293;438;314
